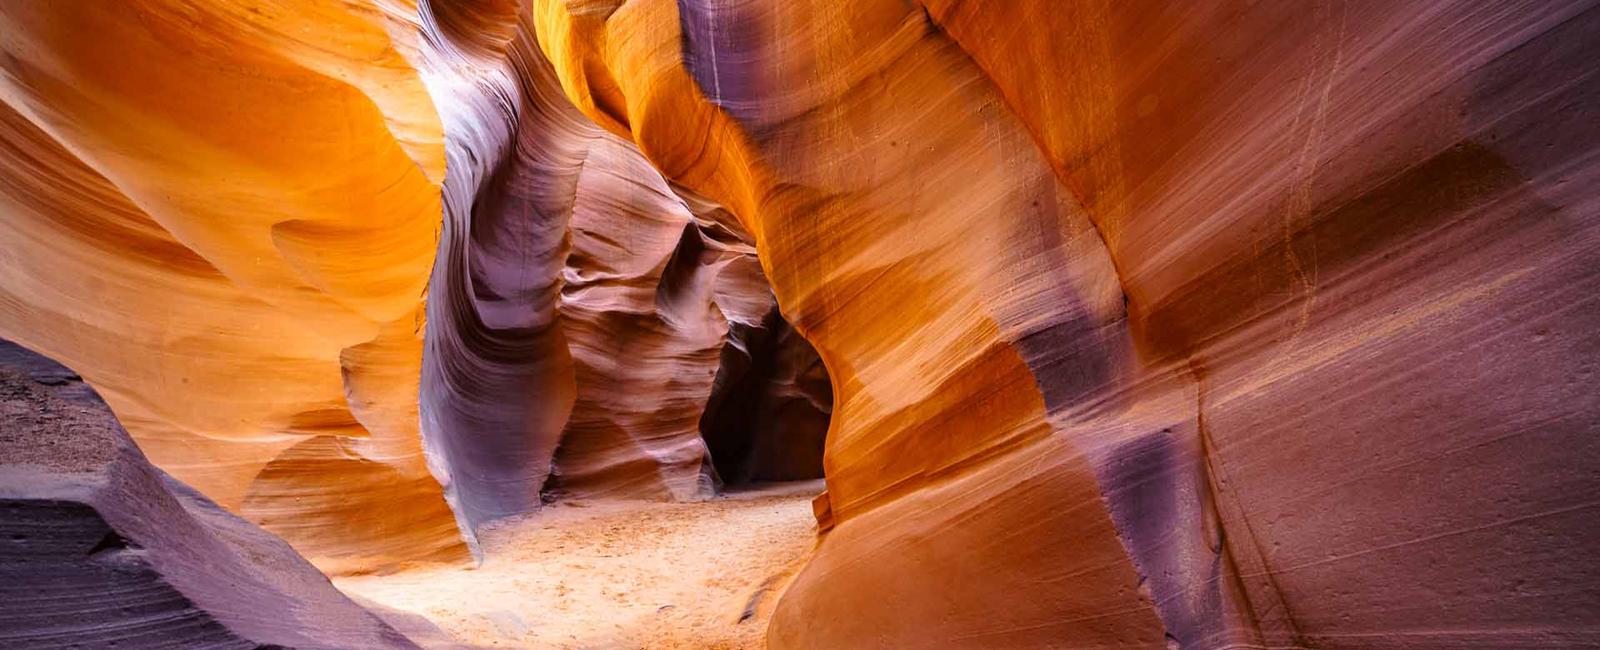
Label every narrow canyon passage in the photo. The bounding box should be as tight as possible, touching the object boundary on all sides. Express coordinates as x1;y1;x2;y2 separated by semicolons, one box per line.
0;335;822;649
2;1;1599;649
337;481;822;650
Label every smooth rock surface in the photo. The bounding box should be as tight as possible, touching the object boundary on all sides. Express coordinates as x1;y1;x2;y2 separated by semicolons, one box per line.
0;340;422;649
0;0;466;573
530;0;1600;647
1;1;1598;648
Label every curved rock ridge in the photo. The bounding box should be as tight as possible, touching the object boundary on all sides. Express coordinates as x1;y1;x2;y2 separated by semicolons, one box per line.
1;1;1598;648
414;1;592;541
527;0;1600;647
547;139;783;501
0;340;423;649
0;0;466;573
413;2;773;527
411;0;825;522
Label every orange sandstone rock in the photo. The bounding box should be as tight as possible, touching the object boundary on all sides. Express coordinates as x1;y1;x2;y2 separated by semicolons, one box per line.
0;0;464;572
2;1;1598;648
532;0;1600;647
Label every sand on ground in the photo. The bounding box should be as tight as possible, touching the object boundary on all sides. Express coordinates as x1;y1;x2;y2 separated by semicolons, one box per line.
336;481;823;649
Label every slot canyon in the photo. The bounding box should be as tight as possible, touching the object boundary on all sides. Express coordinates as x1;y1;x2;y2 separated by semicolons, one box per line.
1;0;1598;648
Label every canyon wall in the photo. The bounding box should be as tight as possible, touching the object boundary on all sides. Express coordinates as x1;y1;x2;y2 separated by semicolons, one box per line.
411;2;790;521
532;0;1600;647
1;0;1597;648
0;340;426;649
0;0;810;565
0;0;466;573
548;135;764;501
413;0;588;542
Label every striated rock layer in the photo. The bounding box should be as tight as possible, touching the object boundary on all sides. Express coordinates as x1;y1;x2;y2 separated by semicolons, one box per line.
1;0;1598;648
529;0;1600;647
550;144;777;500
415;2;588;537
0;0;465;572
0;341;421;649
413;2;778;525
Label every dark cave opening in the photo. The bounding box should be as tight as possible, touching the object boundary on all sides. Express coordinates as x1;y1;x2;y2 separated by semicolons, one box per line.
644;184;834;492
698;305;832;487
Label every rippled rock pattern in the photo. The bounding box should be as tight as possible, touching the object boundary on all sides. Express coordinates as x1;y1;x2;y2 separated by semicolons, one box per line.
0;341;421;649
414;3;593;540
413;2;783;523
546;135;761;501
2;0;1598;648
0;1;465;573
535;0;1600;647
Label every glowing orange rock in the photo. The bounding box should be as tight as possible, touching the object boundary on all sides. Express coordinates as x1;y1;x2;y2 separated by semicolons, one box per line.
0;0;465;572
532;0;1600;646
3;0;1599;647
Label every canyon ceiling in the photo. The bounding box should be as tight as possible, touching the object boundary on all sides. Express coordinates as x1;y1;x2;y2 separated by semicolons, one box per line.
2;0;1598;648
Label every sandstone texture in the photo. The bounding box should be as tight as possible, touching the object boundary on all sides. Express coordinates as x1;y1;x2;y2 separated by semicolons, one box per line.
417;5;587;538
547;136;762;501
0;0;465;573
409;3;794;526
0;341;422;649
534;1;1600;647
1;1;1597;648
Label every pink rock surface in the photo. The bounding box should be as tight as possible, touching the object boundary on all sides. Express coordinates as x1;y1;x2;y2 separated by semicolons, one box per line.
1;1;1597;648
0;341;423;649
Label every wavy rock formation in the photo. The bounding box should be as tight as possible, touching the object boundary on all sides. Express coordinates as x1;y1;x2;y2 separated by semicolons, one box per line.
0;341;421;649
416;3;589;538
529;0;1600;647
547;135;718;501
548;140;776;500
414;3;774;523
1;0;1598;648
0;1;465;572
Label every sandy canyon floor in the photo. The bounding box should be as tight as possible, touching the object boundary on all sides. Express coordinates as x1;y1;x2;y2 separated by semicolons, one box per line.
337;481;823;649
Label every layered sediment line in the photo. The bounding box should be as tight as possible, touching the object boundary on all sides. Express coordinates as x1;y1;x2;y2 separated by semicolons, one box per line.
532;1;1600;647
0;0;465;572
0;341;424;649
0;1;1597;648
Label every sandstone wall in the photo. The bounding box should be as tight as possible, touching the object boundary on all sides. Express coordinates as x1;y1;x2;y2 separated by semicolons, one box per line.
2;1;1596;647
531;0;1600;646
0;340;424;648
0;0;465;573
